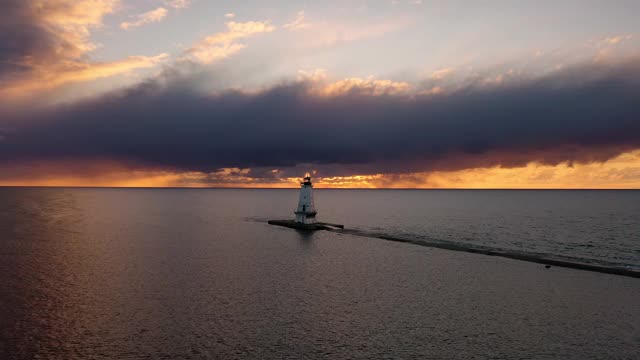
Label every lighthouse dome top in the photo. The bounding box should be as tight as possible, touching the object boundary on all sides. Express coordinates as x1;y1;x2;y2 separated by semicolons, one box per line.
302;172;312;185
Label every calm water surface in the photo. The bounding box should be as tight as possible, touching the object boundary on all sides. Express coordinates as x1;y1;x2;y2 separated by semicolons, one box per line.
319;189;640;269
1;188;638;359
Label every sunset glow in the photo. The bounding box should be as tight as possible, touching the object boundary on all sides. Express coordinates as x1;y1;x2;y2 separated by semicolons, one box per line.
1;0;639;188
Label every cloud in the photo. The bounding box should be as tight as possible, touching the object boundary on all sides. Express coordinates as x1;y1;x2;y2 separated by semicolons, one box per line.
601;34;632;46
120;1;191;31
592;34;635;62
0;0;167;98
4;151;639;188
0;0;117;78
284;11;311;31
166;0;190;9
1;58;639;183
1;54;169;97
298;69;410;96
343;150;640;189
296;19;408;48
431;68;454;80
120;7;168;30
185;20;276;64
321;77;410;96
224;13;236;19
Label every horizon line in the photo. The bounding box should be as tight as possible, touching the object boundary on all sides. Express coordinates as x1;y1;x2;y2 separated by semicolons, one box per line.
0;186;638;191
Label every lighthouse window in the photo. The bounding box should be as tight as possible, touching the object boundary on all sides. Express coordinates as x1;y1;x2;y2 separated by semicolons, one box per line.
302;205;306;211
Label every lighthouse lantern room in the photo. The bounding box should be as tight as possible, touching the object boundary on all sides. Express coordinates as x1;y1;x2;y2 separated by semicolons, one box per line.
294;173;317;224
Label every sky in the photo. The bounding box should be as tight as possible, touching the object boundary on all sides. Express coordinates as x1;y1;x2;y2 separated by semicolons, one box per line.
1;0;639;188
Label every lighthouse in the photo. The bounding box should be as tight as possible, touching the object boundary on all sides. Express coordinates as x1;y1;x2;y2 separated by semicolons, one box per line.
268;173;342;230
294;173;317;224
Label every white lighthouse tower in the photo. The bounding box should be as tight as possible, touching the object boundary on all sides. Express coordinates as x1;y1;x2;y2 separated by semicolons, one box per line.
294;173;317;224
268;173;342;230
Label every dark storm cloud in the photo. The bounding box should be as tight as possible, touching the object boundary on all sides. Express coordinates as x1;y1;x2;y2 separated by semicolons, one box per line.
0;1;41;78
0;0;95;84
1;59;640;176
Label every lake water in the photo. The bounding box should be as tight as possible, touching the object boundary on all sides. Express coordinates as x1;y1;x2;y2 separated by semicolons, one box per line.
317;189;640;270
1;188;639;359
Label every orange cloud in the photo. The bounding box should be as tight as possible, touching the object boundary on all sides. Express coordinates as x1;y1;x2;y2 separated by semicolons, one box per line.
430;67;454;80
2;151;639;189
593;34;635;62
321;77;411;96
186;20;276;64
33;0;119;59
298;70;410;96
120;7;168;30
601;34;632;46
1;54;169;98
1;0;170;100
316;150;640;189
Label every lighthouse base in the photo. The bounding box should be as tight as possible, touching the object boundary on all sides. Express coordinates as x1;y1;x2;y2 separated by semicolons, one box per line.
268;220;344;231
294;211;317;224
